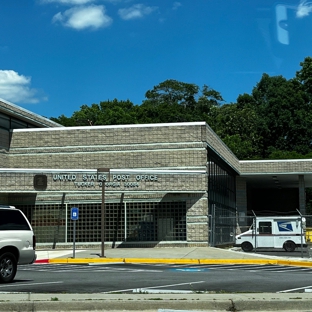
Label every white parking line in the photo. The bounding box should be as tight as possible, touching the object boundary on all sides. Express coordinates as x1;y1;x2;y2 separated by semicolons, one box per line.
133;288;194;294
0;281;63;288
102;281;205;294
133;288;193;294
277;285;312;293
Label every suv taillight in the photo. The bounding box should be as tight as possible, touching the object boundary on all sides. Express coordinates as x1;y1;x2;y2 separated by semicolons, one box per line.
33;235;36;250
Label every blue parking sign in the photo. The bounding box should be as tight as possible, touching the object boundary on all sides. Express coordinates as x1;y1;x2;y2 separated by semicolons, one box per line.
71;207;79;220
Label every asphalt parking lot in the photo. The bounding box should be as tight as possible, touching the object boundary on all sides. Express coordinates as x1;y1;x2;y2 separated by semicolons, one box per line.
3;246;312;312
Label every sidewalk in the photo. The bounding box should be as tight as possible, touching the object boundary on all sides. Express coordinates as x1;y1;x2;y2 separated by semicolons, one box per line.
35;246;312;267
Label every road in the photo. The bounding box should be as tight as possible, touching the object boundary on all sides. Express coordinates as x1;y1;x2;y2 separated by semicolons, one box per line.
3;263;312;294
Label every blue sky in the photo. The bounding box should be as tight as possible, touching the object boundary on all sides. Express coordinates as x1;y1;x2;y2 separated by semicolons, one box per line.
1;0;312;118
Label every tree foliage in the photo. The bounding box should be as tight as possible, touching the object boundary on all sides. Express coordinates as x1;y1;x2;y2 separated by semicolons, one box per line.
213;104;261;159
52;99;138;126
246;73;312;158
141;79;223;124
145;79;199;109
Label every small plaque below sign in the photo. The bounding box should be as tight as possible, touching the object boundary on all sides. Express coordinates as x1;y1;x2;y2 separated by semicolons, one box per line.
34;175;47;189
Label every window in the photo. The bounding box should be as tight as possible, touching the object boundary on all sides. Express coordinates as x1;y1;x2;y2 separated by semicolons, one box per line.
259;221;272;234
0;210;30;231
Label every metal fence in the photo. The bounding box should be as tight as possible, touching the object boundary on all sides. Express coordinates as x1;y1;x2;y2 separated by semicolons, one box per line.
208;204;237;247
19;201;188;245
303;214;312;257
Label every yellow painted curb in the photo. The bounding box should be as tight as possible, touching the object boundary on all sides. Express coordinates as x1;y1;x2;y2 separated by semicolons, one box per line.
275;259;312;267
199;259;278;265
48;257;312;267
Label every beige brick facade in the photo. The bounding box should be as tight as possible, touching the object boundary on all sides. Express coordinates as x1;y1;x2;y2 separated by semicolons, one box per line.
2;122;233;246
240;159;312;174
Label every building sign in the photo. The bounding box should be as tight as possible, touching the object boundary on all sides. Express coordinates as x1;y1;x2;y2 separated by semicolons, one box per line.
34;174;47;190
52;173;158;189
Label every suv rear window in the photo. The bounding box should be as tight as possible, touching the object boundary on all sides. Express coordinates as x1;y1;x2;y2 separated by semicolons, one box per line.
0;210;31;231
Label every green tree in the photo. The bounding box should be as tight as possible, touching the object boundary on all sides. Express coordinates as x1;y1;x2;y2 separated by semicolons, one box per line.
137;101;193;123
97;99;138;125
142;79;223;125
50;115;76;126
214;104;261;159
249;73;312;158
145;79;199;109
52;99;138;126
295;56;312;100
194;85;224;125
72;103;101;126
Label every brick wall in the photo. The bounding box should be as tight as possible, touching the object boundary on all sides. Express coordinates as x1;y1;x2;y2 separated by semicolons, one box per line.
9;124;209;170
240;159;312;174
3;122;240;246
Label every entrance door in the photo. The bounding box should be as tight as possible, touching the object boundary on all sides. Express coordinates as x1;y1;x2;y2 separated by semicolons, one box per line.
157;218;174;240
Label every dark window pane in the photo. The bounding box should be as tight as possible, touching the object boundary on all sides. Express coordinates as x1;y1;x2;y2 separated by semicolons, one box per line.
259;221;272;234
0;114;10;129
0;210;30;230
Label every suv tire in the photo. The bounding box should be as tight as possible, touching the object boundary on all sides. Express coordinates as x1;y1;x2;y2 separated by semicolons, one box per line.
0;252;17;283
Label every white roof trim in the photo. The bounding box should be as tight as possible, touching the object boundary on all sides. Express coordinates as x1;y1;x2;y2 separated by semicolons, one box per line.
12;121;207;132
0;168;206;175
241;172;312;175
240;159;312;163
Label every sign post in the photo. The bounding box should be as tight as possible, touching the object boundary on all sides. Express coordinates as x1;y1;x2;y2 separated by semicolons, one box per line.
97;168;110;258
71;207;79;258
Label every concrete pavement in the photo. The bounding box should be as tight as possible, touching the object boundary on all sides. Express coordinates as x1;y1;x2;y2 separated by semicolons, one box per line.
36;245;312;267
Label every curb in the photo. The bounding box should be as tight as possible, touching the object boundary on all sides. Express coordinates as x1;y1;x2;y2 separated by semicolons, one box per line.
47;257;312;267
35;259;49;264
1;293;312;312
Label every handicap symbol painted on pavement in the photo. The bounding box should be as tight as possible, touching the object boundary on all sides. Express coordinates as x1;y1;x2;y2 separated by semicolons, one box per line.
168;268;209;272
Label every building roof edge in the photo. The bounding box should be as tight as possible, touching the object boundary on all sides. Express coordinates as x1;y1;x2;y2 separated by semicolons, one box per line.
0;98;62;128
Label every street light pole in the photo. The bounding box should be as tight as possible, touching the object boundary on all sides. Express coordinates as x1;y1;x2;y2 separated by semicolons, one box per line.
97;168;110;257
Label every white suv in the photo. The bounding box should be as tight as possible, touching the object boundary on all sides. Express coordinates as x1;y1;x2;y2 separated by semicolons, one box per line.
0;206;36;283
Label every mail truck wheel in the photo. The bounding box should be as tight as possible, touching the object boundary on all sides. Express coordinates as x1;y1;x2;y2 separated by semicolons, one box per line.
241;241;253;252
0;252;17;283
283;241;296;252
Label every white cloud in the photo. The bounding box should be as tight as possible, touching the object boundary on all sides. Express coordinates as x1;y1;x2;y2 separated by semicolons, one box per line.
52;5;112;30
118;4;158;20
41;0;96;5
172;2;181;10
296;0;312;17
0;70;45;104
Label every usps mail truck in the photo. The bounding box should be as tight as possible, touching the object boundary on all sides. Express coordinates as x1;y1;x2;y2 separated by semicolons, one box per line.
234;216;306;252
